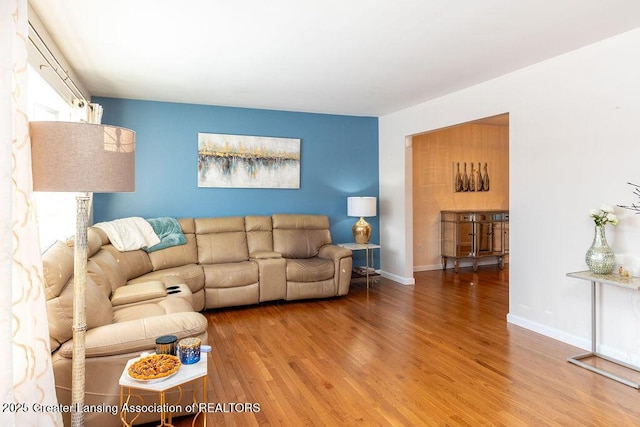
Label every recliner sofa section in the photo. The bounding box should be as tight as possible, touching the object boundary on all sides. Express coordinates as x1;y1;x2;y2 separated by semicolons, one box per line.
43;228;208;427
41;213;352;426
100;213;352;310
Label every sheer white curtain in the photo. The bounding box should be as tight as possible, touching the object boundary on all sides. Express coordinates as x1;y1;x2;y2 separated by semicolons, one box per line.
1;0;62;425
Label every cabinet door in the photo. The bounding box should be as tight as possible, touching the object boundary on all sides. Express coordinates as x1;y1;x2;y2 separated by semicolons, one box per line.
491;221;504;254
457;222;473;256
504;221;509;254
441;221;456;257
476;221;504;255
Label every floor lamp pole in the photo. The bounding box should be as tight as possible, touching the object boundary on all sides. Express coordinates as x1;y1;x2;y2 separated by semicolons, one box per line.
29;121;136;426
71;194;89;427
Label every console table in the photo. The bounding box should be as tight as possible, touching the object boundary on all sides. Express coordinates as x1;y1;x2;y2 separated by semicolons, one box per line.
441;210;508;272
566;271;640;389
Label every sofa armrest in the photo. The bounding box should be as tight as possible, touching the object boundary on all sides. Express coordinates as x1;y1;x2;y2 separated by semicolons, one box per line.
318;244;353;296
318;244;352;261
56;312;208;358
110;280;167;306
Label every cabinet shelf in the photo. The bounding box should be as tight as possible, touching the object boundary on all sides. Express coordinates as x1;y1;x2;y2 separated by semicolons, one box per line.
440;210;509;272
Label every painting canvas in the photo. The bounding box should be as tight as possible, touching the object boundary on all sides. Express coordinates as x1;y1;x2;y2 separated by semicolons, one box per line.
198;133;301;188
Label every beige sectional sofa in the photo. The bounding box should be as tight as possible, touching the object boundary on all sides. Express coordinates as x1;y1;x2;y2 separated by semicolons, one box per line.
42;214;352;426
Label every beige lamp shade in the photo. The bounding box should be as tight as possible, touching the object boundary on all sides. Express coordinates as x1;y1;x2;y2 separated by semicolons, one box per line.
30;121;135;192
347;196;376;218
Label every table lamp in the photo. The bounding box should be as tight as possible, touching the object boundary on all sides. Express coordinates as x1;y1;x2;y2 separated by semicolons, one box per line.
30;121;135;427
347;196;376;244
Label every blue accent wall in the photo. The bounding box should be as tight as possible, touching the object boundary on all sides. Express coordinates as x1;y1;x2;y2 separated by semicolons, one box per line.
93;97;379;251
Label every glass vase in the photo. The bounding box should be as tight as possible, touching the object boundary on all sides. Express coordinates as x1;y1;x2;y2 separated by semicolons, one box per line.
585;225;616;274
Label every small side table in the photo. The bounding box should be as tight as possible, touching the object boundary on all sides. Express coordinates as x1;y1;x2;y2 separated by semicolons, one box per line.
119;353;208;426
566;271;640;389
338;243;380;288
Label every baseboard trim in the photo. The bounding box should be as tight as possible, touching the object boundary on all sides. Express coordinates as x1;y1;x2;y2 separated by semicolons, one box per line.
506;313;589;351
506;313;639;366
413;264;441;272
380;270;415;285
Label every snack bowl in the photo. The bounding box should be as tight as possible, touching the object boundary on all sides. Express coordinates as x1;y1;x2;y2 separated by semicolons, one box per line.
127;353;181;383
127;368;179;384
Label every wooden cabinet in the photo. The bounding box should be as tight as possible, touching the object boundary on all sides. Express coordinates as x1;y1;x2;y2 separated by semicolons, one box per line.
441;210;509;272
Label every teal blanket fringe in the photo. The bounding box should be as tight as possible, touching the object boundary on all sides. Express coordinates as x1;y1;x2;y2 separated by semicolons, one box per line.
144;217;187;253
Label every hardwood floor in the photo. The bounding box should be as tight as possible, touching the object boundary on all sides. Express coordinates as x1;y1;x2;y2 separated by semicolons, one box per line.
172;267;640;426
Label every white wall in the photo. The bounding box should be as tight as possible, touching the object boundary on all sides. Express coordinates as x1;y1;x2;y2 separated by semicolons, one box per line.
379;28;640;363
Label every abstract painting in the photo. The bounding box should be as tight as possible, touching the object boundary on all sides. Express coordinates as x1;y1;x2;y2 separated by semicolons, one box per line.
198;133;301;188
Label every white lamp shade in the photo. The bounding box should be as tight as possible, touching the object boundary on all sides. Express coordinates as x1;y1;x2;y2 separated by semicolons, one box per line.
30;121;135;192
347;196;376;217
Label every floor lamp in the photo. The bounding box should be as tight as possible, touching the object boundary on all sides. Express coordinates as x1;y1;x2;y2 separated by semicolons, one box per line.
30;121;135;427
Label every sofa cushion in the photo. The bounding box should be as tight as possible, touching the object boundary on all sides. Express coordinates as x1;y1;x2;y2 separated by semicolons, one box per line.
57;311;207;358
178;217;195;234
47;275;114;348
102;245;153;280
272;214;332;259
246;215;274;254
112;298;194;323
128;264;204;294
149;234;198;270
195;217;249;264
87;227;106;257
202;261;258;288
285;258;335;282
87;259;113;299
90;248;127;291
42;241;74;300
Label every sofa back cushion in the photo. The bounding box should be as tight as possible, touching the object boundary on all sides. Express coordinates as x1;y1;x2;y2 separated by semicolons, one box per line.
42;241;74;300
272;214;332;259
86;259;113;299
41;241;113;351
245;216;274;254
46;275;114;351
102;245;153;280
147;218;198;271
89;248;127;292
87;227;108;257
149;233;198;270
195;217;248;264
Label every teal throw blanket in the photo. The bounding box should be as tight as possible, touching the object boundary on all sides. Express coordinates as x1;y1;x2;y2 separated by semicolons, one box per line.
144;217;187;253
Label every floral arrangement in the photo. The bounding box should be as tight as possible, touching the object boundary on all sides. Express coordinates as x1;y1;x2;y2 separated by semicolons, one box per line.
589;204;618;227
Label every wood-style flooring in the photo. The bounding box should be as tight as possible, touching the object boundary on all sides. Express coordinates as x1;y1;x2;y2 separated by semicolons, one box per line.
171;267;640;426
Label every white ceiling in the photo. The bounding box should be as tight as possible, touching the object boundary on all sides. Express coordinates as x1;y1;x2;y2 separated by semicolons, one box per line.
29;0;640;117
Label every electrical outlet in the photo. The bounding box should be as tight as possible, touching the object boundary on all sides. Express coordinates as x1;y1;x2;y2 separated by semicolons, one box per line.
417;244;423;253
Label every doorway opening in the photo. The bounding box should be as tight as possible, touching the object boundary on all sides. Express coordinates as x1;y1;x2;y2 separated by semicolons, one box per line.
411;113;509;272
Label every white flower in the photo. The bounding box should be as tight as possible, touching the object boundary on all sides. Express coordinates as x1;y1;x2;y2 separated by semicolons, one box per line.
590;205;618;227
